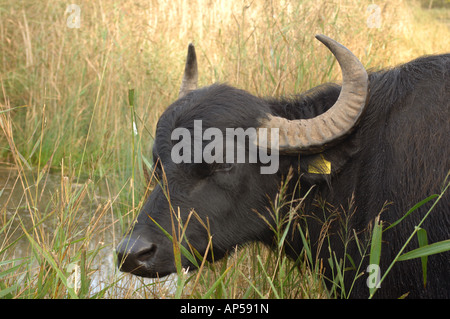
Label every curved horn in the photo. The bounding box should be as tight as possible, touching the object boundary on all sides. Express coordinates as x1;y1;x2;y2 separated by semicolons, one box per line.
259;35;368;154
179;43;198;98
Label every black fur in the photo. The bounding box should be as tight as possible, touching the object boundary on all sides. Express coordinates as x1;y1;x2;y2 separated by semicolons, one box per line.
119;54;450;298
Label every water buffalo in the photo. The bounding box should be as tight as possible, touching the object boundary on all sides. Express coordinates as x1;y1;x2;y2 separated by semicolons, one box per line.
117;35;449;298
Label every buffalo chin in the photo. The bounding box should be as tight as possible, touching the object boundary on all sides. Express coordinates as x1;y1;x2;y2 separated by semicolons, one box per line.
129;269;173;279
124;265;175;279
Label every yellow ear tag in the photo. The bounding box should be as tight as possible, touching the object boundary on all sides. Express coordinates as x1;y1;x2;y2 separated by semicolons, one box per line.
307;154;331;174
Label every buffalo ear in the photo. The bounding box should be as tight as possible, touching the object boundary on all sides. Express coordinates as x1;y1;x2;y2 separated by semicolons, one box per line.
277;136;359;183
301;136;360;183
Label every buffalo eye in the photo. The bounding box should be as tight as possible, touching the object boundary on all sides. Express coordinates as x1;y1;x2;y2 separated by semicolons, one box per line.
191;162;234;178
213;163;234;173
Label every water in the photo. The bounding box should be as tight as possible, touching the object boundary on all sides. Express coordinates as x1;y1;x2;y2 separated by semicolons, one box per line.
0;166;176;297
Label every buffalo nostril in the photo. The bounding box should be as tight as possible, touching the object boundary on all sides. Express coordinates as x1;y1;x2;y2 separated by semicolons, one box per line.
135;243;157;262
117;238;158;274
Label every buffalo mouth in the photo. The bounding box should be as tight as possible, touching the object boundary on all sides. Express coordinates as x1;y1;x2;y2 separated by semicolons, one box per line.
120;261;173;279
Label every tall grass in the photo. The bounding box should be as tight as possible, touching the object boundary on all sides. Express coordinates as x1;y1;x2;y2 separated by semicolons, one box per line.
1;0;449;174
0;0;449;298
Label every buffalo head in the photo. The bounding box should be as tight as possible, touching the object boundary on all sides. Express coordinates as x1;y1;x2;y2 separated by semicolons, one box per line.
116;35;368;278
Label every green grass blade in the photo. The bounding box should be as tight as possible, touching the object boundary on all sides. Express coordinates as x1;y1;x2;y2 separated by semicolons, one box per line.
0;105;28;114
384;194;438;232
201;266;232;299
238;268;265;298
0;285;18;298
148;216;199;268
398;239;450;261
23;231;79;299
256;255;280;299
369;216;383;267
0;263;23;280
373;179;449;298
416;227;428;287
297;224;313;265
128;88;135;107
368;216;383;298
